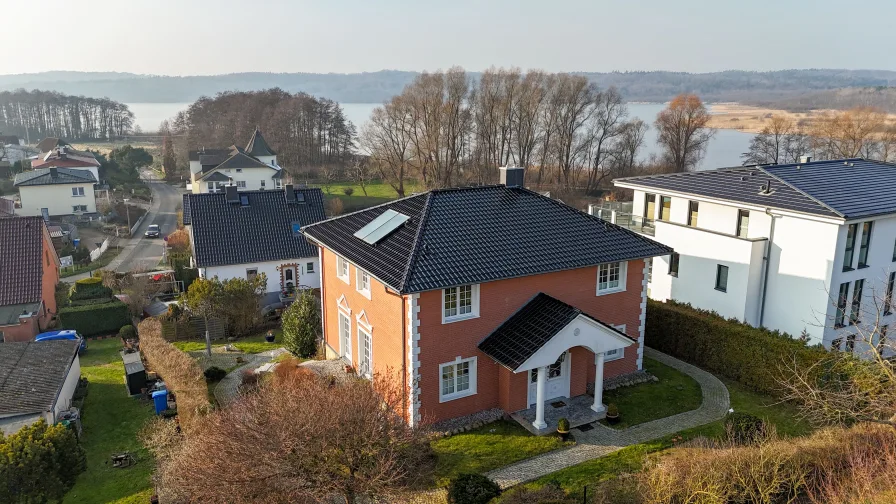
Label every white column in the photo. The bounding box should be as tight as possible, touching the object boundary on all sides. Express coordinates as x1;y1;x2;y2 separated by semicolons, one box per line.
592;352;606;413
533;366;548;429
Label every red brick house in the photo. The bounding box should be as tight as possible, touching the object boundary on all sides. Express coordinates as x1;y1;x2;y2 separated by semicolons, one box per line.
0;217;60;342
302;168;671;431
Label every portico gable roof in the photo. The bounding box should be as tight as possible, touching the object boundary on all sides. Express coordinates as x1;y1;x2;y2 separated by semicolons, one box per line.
478;293;634;372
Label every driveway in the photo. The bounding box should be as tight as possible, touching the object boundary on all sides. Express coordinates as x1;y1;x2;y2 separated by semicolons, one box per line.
114;175;183;273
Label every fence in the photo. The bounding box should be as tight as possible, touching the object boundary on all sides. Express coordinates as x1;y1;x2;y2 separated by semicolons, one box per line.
588;202;656;236
160;316;228;342
89;238;110;261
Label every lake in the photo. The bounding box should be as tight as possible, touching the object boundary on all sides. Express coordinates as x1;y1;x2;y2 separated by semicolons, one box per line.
127;102;753;170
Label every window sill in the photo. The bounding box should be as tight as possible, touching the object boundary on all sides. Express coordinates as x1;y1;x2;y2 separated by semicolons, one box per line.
857;265;869;270
669;273;679;278
443;313;479;325
337;274;350;284
842;267;854;272
714;287;727;293
356;288;371;300
596;287;626;297
439;390;476;403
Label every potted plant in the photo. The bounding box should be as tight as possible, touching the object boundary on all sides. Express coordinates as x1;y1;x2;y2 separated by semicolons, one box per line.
265;330;276;343
557;417;571;441
606;403;620;425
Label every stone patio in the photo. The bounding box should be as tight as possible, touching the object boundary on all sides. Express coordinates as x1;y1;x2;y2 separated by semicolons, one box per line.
511;394;605;435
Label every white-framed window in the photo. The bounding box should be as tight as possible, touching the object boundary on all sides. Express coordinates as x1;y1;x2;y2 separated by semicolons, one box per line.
306;262;314;274
236;168;243;173
72;205;87;212
246;268;258;281
336;256;350;284
71;187;85;197
338;311;352;361
358;326;372;377
597;261;627;295
260;180;266;189
356;269;371;299
275;179;283;189
442;284;480;323
605;324;626;361
236;180;247;188
439;356;477;402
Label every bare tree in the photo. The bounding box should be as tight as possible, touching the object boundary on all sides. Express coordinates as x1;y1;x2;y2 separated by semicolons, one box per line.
810;107;895;162
608;119;649;179
779;273;896;427
361;97;414;197
349;155;372;196
551;74;596;188
742;115;802;165
582;86;627;192
655;94;715;172
156;370;434;504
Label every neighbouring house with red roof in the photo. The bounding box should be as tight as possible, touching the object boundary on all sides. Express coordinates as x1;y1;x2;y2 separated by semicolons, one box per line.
32;144;101;183
302;167;672;432
0;217;60;342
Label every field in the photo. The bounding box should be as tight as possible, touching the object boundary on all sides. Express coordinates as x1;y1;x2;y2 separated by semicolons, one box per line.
314;179;421;212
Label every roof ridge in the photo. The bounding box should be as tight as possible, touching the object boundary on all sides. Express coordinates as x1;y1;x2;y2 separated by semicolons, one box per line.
398;192;434;293
758;166;845;217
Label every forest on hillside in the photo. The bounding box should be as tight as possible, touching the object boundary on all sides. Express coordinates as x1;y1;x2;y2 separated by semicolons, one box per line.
2;69;895;105
0;89;134;140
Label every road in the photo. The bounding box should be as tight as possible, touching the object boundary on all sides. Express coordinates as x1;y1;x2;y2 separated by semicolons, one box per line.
114;171;183;272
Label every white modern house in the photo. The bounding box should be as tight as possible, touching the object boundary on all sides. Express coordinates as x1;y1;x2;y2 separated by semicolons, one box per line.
611;158;896;354
183;185;326;301
14;167;97;217
189;128;285;194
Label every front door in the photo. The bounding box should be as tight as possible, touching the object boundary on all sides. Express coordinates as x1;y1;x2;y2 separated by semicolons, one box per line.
528;351;571;406
283;266;296;290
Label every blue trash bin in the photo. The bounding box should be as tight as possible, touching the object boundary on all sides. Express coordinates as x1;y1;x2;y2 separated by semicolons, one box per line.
152;390;169;415
72;238;80;247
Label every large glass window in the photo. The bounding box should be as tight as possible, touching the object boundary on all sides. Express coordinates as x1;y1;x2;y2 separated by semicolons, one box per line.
669;253;680;277
440;357;476;401
835;282;850;328
358;327;372;377
843;223;858;271
687;201;699;227
644;193;656;221
857;222;873;268
850;278;864;325
597;262;626;293
660;196;672;221
715;265;729;292
339;312;351;360
443;285;477;322
884;272;894;316
736;210;750;238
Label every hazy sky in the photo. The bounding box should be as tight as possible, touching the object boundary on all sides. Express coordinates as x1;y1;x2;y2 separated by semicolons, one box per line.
3;0;895;75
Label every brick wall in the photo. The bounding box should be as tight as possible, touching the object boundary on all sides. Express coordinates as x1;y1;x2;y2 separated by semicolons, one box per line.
416;260;646;422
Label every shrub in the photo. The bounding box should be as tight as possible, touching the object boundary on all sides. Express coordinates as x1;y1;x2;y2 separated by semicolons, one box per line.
119;324;137;340
645;300;827;396
282;290;321;358
448;473;501;504
70;276;113;301
59;300;131;337
0;419;86;503
499;484;573;504
557;418;570;432
342;187;354;196
204;366;227;382
138;318;210;432
724;412;768;445
606;403;619;416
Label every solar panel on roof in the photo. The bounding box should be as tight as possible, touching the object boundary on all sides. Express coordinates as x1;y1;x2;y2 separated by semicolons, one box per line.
353;209;410;244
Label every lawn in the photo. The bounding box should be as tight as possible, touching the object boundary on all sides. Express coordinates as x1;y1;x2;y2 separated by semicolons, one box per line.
431;420;571;487
512;376;812;498
63;338;155;504
600;357;702;429
315;180;421;212
172;329;284;354
60;247;123;278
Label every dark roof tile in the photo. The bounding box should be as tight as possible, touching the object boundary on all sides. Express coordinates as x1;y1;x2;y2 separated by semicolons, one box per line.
245;127;276;157
14;168;96;186
0;217;45;306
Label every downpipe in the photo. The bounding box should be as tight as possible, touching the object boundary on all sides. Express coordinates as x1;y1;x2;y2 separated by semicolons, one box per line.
758;208;778;327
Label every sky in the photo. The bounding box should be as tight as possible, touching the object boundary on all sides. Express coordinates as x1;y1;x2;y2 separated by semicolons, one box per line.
3;0;896;76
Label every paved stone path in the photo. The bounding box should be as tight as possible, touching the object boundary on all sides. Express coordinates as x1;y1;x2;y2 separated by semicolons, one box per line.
213;348;288;406
486;348;730;489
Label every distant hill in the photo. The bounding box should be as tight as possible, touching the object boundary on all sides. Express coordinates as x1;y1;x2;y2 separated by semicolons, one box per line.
755;86;896;113
1;69;896;104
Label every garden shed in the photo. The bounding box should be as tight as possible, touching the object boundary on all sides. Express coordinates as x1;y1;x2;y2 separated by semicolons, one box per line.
121;351;146;396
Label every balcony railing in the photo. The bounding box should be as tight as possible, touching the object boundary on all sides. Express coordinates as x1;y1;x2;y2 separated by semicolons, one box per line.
588;204;655;236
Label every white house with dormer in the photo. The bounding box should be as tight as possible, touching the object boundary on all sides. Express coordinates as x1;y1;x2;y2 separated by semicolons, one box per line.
189;128;285;194
611;158;896;355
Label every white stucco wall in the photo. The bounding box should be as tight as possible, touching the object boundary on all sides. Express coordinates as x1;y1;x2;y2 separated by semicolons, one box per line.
200;257;320;293
17;183;96;216
196;167;277;193
53;355;81;421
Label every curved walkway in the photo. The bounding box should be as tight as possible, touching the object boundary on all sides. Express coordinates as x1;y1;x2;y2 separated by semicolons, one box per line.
213;348;287;406
486;347;730;489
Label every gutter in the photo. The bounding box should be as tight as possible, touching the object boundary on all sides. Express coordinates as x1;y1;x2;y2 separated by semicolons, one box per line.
758;208;779;327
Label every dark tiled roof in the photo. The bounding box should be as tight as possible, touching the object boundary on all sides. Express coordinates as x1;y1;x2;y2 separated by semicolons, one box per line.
182;194;192;225
186;188;326;267
35;137;69;153
0;341;79;416
303;185;672;294
765;159;896;219
0;217;45;306
478;293;630;370
245;128;276;157
202;171;231;182
197;153;273;180
199;154;228;168
188;148;230;162
14;168;96;186
616;158;896;220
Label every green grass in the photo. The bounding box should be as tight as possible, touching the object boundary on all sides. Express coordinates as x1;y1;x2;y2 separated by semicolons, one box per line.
600;357;702;429
315;180;421;212
60;247;122;278
513;376;813;498
172;329;284;354
431;420;571;487
63;338;155;504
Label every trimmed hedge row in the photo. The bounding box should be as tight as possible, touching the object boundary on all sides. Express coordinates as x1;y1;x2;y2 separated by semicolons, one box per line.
58;300;131;337
70;277;113;301
645;300;827;397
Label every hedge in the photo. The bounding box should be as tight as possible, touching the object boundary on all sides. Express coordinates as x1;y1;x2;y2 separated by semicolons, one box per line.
645;300;827;397
58;300;131;337
70;277;113;301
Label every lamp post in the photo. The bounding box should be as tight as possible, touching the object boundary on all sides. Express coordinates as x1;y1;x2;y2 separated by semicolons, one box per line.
123;198;131;232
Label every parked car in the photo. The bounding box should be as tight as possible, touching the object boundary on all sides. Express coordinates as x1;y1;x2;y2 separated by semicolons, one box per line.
145;224;161;238
36;330;87;353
